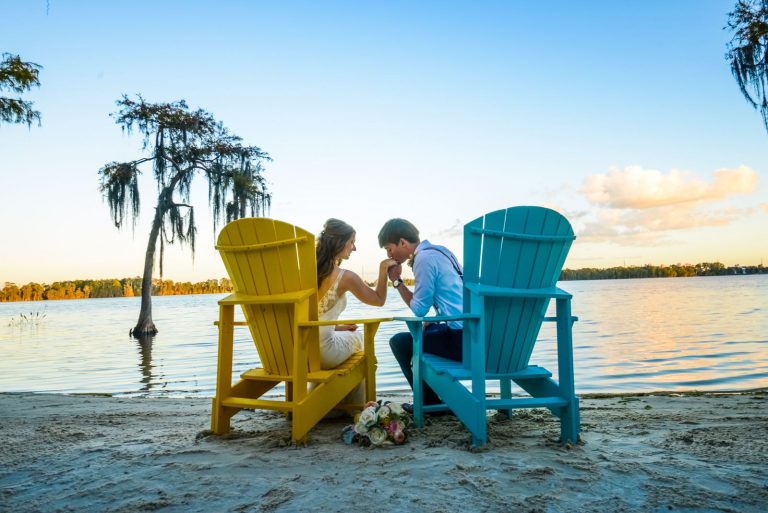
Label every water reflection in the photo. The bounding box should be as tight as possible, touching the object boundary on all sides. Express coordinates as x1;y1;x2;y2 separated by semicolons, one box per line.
560;276;768;392
135;334;155;393
0;275;766;396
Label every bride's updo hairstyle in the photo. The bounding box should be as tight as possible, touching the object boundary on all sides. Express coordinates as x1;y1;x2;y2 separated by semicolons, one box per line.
316;218;355;288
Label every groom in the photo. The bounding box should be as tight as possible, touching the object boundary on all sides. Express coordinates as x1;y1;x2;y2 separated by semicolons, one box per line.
378;218;464;407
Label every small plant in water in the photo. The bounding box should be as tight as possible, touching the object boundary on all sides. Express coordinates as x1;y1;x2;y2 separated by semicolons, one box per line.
8;309;47;327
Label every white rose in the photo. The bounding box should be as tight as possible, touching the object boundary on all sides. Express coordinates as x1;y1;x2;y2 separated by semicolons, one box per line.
388;403;404;416
355;420;369;435
378;405;391;419
368;426;388;445
359;406;378;427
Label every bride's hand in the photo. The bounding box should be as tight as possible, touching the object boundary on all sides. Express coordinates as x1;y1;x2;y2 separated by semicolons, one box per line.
387;263;402;281
380;258;398;271
335;324;358;331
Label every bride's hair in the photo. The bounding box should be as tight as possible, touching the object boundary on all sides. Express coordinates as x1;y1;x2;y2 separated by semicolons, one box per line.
316;218;355;288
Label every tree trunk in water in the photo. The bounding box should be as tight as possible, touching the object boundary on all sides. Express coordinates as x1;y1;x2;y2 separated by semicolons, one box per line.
131;205;164;338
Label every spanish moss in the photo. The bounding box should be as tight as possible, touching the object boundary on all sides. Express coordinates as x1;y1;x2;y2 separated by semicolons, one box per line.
98;95;271;337
727;0;768;132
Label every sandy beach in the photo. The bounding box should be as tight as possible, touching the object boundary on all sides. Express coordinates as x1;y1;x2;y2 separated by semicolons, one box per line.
1;391;766;512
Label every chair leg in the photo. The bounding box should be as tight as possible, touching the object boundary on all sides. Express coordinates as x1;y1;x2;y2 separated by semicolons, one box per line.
408;322;426;427
471;431;487;448
467;401;488;448
213;304;236;433
413;375;425;427
211;398;238;434
559;397;580;443
291;409;311;444
365;373;377;404
499;378;513;418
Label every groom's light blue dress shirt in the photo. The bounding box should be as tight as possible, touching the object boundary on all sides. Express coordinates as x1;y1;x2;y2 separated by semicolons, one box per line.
410;240;464;329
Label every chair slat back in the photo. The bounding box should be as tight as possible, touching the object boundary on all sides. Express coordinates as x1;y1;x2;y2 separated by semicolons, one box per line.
217;218;318;375
463;207;574;373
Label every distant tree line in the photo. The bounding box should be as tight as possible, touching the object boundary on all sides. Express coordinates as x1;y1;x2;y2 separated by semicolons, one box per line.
559;262;765;281
3;262;764;302
1;278;233;303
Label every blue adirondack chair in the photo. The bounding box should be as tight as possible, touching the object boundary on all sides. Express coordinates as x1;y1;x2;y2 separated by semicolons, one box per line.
395;206;579;447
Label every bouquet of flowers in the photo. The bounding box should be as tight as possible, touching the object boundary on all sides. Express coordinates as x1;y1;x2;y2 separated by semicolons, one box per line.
341;400;412;446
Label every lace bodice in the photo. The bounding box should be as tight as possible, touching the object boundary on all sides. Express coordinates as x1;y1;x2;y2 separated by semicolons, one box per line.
318;269;346;320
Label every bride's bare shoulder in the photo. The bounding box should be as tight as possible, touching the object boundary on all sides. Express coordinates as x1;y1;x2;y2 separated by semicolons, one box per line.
338;268;362;288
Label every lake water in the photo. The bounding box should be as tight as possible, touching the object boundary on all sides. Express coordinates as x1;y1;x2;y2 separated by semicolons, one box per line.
0;275;766;397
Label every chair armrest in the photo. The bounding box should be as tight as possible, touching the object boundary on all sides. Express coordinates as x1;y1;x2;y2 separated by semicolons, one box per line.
393;314;480;323
218;289;315;305
543;315;579;322
464;283;572;299
298;317;393;327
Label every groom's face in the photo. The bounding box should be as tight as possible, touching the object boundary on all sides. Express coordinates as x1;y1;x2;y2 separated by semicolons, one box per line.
383;239;410;264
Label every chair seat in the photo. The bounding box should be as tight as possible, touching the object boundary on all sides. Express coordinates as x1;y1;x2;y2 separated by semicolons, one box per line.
241;352;366;383
421;353;552;381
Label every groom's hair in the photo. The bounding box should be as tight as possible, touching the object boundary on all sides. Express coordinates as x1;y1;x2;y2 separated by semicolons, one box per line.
378;218;419;247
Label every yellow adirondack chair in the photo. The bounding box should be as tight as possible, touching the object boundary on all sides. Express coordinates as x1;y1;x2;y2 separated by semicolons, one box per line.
211;217;390;443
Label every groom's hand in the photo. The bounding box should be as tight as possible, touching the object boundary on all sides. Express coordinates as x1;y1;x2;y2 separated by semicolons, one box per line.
387;263;402;281
335;324;358;331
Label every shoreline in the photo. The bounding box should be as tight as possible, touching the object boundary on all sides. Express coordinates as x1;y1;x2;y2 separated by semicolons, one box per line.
3;272;766;304
39;387;766;403
2;390;766;512
55;386;768;398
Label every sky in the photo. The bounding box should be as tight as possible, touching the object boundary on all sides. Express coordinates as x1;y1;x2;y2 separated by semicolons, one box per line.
2;0;767;286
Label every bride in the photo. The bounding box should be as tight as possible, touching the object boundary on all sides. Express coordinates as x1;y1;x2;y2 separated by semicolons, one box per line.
316;218;396;369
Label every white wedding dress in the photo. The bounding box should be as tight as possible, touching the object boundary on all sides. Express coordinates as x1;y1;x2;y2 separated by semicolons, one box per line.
318;269;363;369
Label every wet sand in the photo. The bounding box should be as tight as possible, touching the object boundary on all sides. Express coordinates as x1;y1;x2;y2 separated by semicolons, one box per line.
1;390;766;512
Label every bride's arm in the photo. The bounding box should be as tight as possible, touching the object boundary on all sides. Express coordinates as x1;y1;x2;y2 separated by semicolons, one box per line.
341;259;397;307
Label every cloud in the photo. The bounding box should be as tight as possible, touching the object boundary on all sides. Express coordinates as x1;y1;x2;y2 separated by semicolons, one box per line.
436;219;464;238
581;165;758;209
575;165;761;246
618;205;740;231
578;205;748;245
762;203;768;213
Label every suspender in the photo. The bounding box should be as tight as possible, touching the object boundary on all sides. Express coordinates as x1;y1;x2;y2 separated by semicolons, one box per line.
420;246;463;280
418;246;462;320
